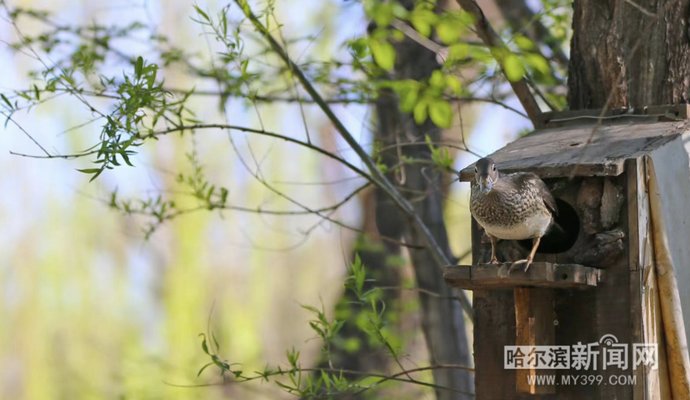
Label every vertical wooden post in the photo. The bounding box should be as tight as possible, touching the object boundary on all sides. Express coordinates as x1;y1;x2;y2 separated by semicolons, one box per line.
515;288;556;394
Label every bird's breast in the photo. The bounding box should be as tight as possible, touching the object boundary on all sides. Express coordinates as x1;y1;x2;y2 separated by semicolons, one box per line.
479;212;552;240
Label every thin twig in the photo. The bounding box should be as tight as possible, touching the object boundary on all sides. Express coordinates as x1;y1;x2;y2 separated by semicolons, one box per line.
164;364;475;395
139;123;372;183
391;18;444;54
2;112;52;156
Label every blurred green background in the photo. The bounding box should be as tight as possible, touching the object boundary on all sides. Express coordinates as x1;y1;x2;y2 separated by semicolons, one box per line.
0;0;526;398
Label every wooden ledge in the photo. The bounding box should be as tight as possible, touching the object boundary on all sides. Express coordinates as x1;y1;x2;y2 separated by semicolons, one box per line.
443;262;602;290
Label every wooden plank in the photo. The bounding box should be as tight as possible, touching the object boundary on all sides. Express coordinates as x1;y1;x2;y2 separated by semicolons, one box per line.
515;288;556;395
443;263;602;290
628;158;651;400
457;120;687;181
474;289;516;399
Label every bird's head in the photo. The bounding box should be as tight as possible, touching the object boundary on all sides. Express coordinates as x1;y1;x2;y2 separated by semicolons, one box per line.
474;157;499;192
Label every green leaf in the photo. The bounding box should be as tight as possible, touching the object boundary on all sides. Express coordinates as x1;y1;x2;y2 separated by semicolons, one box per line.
121;151;134;167
503;53;525;81
76;168;102;174
301;304;320;315
286;348;300;367
220;8;228;36
0;94;12;109
446;43;469;62
388;79;422;112
514;35;535;51
358;375;384;387
352;254;365;296
199;333;210;355
429;70;445;89
524;53;551;75
369;38;396;71
77;167;104;182
427;135;453;168
193;5;210;22
372;3;394;27
446;75;462;95
413;98;428;124
436;18;461;44
467;45;493;63
409;8;437;38
321;370;332;390
429;99;453;128
211;355;229;370
348;38;369;59
398;84;419;112
134;56;143;78
45;79;57;92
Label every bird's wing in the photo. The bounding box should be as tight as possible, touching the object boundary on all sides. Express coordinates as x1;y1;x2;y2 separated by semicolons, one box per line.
535;177;558;216
540;184;558;216
514;172;558;216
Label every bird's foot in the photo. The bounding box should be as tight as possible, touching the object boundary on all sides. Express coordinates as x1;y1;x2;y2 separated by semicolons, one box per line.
488;257;500;264
508;258;533;273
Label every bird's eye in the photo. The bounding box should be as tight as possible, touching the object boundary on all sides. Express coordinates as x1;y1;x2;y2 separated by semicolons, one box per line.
474;166;478;172
492;164;496;171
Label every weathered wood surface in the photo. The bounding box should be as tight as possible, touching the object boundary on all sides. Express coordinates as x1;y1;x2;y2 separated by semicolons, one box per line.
628;158;648;400
443;263;602;290
515;288;556;395
457;120;688;181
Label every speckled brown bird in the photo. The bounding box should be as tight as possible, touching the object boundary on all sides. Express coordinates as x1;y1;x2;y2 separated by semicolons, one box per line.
468;158;557;272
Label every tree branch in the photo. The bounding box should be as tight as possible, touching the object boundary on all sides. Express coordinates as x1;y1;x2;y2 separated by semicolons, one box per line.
235;0;473;319
454;0;543;125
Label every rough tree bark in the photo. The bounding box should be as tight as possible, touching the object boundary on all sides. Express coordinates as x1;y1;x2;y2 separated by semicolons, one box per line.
568;0;690;109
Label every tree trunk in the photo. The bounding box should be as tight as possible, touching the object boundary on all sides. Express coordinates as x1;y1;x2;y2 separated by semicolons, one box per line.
323;49;473;400
374;6;474;397
568;0;690;109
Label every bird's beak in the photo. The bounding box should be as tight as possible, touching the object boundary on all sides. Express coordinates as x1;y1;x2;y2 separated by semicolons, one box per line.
478;177;494;192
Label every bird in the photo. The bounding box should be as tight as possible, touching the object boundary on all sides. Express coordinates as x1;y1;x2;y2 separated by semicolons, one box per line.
468;157;558;272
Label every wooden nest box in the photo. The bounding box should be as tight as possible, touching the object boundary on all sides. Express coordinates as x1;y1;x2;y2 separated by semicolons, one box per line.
444;106;690;399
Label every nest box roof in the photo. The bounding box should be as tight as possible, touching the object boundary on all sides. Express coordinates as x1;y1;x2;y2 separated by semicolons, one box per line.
458;118;689;181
